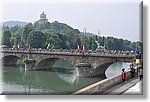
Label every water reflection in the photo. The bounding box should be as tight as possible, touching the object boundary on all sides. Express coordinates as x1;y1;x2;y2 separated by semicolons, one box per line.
2;66;104;94
105;62;131;78
2;62;131;94
55;69;77;85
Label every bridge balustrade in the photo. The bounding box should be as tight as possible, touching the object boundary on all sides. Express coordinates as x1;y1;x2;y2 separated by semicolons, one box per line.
0;48;134;58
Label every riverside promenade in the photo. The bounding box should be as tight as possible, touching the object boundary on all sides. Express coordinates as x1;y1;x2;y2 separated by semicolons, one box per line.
72;66;142;95
99;78;142;95
122;79;142;95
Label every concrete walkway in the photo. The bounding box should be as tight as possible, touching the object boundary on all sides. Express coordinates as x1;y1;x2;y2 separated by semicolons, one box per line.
122;80;143;95
98;77;142;95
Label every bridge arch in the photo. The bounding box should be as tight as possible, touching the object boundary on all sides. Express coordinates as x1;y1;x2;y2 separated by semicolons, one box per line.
1;55;20;66
35;57;74;71
93;62;114;76
76;57;131;77
36;58;59;71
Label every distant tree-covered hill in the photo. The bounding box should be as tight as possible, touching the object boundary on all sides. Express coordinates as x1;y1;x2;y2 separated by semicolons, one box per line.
34;20;80;34
1;20;143;51
1;21;29;27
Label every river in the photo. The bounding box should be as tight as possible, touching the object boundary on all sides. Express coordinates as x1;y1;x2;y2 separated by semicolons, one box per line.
1;62;131;95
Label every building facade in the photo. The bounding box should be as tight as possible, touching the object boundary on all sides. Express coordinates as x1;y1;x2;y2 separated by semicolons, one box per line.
35;12;48;25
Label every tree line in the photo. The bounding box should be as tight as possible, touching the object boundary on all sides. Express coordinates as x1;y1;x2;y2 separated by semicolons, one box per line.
1;21;142;51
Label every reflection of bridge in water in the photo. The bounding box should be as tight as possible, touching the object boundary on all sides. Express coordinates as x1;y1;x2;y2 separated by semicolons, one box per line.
3;66;77;94
3;66;105;94
1;49;134;77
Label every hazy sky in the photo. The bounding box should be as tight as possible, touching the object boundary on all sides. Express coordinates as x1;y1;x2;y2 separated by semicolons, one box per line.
0;0;142;42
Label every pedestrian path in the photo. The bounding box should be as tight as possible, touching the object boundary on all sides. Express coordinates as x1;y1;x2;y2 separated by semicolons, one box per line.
122;80;142;95
98;78;141;95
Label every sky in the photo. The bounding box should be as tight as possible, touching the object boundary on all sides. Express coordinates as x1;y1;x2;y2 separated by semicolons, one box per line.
0;0;142;42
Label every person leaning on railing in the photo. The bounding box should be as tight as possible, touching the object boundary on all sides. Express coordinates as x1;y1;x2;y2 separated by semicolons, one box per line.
121;68;126;82
130;64;135;78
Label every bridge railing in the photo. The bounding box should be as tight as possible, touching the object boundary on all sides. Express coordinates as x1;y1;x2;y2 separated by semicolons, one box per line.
0;48;134;58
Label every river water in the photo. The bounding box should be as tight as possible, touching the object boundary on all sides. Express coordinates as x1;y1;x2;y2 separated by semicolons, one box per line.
1;62;131;95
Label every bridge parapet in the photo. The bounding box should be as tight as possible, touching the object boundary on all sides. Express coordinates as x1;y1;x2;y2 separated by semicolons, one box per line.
1;49;134;58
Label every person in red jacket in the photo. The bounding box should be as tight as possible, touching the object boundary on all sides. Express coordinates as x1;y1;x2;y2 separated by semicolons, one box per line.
82;45;85;55
121;68;126;82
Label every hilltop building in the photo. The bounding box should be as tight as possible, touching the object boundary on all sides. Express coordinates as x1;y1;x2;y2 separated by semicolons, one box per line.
35;12;48;25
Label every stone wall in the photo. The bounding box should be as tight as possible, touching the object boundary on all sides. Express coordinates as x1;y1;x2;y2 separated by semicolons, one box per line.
72;67;138;95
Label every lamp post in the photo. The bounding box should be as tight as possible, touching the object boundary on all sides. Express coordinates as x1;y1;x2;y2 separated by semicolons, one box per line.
103;36;105;48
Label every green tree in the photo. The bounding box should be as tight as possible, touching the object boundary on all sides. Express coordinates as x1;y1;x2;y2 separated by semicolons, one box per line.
113;38;124;50
2;30;11;47
81;35;89;50
10;25;22;34
22;25;34;46
44;31;59;49
89;36;97;50
10;32;21;48
130;42;137;51
57;34;70;49
75;35;81;49
136;41;143;51
105;38;114;50
60;28;76;49
28;30;46;48
123;40;131;50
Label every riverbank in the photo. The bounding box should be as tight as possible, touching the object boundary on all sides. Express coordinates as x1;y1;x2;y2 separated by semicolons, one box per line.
72;66;141;95
122;79;142;95
98;77;141;95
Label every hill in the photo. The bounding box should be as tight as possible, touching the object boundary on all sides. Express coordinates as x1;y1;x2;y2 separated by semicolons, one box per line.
1;21;29;27
34;20;80;35
1;20;142;51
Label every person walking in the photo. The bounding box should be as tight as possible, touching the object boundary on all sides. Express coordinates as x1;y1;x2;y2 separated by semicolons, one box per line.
82;45;85;55
130;64;135;78
121;68;126;82
139;67;143;80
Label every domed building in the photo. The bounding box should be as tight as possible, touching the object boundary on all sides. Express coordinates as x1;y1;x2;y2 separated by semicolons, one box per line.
35;12;48;24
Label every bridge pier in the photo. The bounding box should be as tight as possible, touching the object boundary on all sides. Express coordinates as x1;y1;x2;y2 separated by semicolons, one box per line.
76;63;94;77
25;59;36;71
76;62;113;77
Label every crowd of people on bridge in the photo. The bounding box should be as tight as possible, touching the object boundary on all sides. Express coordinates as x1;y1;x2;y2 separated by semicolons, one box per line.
1;46;136;56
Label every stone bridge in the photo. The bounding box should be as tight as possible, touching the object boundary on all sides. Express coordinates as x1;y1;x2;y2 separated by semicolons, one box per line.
1;50;133;77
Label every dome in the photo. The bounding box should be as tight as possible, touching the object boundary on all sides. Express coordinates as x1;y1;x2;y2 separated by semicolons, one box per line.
40;12;46;19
